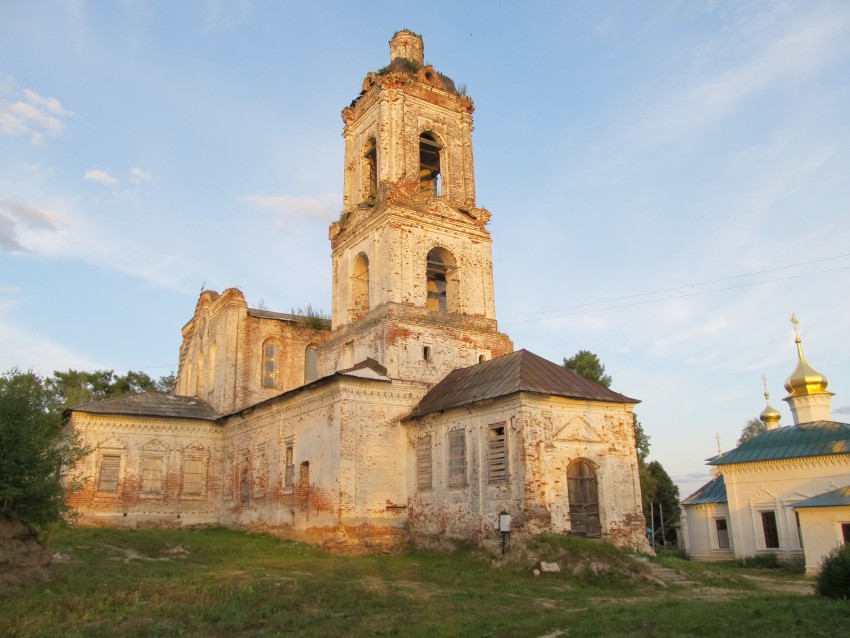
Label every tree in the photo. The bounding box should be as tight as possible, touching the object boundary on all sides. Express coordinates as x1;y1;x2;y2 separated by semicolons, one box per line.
0;369;88;529
737;417;766;446
563;350;612;388
46;369;176;412
645;460;680;545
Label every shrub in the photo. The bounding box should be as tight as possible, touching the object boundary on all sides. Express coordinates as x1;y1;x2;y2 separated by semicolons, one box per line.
815;544;850;599
736;553;780;569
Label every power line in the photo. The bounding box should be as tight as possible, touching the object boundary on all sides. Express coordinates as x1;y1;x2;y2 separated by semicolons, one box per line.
501;253;850;321
502;265;850;326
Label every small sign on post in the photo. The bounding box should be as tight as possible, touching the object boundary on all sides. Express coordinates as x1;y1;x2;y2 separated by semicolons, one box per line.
499;511;512;555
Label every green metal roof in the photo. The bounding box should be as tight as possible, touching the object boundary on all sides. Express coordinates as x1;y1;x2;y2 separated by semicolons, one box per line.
793;486;850;509
711;421;850;466
681;475;727;505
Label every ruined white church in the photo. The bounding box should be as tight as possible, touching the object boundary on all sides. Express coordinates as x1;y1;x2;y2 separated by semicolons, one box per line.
67;32;648;551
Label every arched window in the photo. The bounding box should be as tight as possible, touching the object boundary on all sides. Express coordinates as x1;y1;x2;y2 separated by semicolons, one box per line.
363;137;377;201
262;340;280;388
419;132;441;197
567;459;600;538
304;344;318;383
426;247;459;313
351;252;369;321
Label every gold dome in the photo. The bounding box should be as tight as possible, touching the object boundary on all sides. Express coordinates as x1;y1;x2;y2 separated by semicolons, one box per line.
784;315;829;397
759;376;781;429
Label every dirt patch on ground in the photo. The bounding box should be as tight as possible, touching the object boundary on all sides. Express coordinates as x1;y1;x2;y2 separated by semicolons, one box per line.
0;518;51;589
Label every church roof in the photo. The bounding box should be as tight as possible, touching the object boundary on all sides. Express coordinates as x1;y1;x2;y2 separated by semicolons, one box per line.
793;485;850;509
246;308;331;328
711;421;850;466
68;393;220;421
681;475;727;505
406;349;637;419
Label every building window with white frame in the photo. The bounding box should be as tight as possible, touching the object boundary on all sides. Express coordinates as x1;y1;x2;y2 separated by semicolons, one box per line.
761;511;779;549
715;518;730;549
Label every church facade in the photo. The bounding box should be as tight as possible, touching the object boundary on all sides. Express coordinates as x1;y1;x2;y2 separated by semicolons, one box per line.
66;32;648;552
680;318;850;574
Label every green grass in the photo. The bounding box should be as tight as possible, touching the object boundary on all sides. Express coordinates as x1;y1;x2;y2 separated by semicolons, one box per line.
2;528;847;637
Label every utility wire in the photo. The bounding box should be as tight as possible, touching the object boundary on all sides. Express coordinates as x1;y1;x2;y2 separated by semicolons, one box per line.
501;253;850;321
502;265;850;326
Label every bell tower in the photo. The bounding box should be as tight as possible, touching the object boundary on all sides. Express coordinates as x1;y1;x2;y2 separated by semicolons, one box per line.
323;31;512;384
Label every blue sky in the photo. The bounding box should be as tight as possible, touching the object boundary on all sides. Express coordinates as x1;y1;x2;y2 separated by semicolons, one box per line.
2;1;849;497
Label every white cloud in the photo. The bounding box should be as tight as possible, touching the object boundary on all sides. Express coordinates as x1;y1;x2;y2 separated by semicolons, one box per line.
635;7;850;143
0;85;73;144
0;198;66;253
129;166;152;183
242;193;340;230
84;169;119;185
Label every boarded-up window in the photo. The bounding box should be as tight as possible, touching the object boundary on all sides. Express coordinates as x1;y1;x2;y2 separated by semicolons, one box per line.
284;445;294;491
448;430;466;488
488;424;507;483
715;518;730;549
262;341;279;388
224;453;234;500
417;435;432;490
761;511;779;549
98;455;120;492
254;444;266;498
141;456;163;495
183;458;205;496
304;345;318;383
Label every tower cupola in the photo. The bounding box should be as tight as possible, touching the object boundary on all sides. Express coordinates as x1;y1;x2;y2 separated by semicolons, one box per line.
759;375;781;431
783;315;833;424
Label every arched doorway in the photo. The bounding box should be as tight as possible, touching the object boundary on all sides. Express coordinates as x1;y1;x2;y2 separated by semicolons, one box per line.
567;459;600;538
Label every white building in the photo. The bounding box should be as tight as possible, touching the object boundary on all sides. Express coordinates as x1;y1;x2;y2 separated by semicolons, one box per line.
681;317;850;574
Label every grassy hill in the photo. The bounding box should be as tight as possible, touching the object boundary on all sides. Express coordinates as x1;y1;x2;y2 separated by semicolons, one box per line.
1;527;845;637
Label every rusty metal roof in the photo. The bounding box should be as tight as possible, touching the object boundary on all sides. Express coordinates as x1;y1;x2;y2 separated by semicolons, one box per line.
407;349;638;419
681;475;727;506
69;393;220;421
793;485;850;509
711;421;850;466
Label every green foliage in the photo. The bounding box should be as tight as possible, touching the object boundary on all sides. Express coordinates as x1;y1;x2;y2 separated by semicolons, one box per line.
46;368;175;411
737;553;780;569
815;544;850;599
634;415;650;463
563;349;612;388
738;416;767;446
644;461;680;544
0;369;88;529
291;304;331;330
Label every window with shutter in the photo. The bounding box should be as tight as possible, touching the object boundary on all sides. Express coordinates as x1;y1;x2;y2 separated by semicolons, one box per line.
183;458;205;496
417;435;432;490
141;456;163;495
488;424;507;483
448;430;466;488
98;455;120;492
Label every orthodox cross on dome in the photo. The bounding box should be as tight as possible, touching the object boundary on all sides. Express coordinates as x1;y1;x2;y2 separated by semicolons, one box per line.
790;314;801;342
762;374;770;401
715;432;722;454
